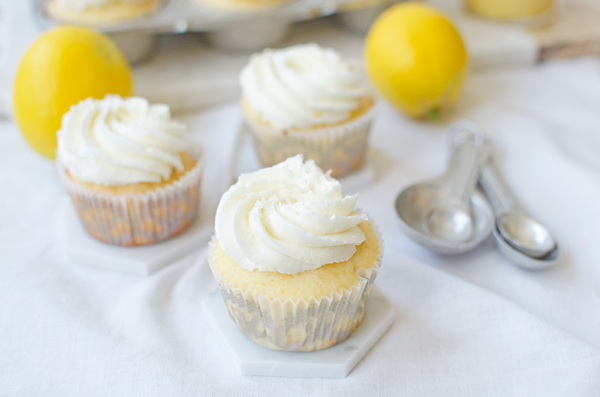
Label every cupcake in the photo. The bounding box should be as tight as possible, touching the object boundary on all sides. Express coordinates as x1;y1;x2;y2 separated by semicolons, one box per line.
47;0;162;25
208;155;383;351
240;43;376;178
194;0;291;12
56;95;203;246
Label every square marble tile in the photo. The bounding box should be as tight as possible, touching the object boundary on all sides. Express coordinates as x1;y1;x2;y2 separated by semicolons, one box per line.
62;197;213;276
202;286;395;378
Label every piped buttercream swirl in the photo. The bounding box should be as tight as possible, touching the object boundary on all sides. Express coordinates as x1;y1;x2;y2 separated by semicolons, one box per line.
240;43;370;130
215;155;368;274
57;95;188;186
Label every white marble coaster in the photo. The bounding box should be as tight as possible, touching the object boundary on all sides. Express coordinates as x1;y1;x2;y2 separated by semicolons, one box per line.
62;196;214;276
230;124;375;194
202;286;395;378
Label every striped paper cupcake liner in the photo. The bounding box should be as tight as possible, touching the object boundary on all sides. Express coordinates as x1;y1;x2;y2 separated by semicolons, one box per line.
57;144;204;247
243;102;376;178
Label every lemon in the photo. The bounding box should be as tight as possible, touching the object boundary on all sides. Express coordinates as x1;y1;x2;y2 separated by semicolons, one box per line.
13;26;133;159
365;2;468;119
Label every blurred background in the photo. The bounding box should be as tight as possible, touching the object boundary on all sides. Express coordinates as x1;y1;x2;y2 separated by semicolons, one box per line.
2;0;600;118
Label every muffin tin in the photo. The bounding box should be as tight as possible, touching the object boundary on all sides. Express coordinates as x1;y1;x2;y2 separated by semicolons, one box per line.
334;2;392;34
33;0;397;60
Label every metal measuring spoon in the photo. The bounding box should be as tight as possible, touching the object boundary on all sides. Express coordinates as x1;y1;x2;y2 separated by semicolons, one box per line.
424;143;479;243
423;133;488;243
394;121;494;254
479;161;560;269
497;213;555;257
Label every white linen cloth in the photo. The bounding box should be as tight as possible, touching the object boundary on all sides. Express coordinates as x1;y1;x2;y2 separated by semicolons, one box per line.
1;58;600;396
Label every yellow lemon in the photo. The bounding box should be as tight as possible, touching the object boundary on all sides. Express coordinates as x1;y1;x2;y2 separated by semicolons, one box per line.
365;2;468;119
13;26;133;159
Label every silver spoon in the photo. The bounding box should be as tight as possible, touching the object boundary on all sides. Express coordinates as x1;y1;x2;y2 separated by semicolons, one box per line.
423;122;490;243
394;121;494;255
497;213;554;257
479;161;560;269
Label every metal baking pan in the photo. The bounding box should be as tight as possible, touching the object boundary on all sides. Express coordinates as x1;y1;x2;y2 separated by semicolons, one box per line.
33;0;396;34
33;0;396;60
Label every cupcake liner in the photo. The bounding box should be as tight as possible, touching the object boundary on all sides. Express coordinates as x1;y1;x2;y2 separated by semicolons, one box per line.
243;102;376;178
207;220;384;352
57;145;204;247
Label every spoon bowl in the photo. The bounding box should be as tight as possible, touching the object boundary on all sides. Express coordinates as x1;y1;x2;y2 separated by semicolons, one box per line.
493;222;560;269
497;213;555;258
395;183;493;255
425;206;474;243
395;120;493;254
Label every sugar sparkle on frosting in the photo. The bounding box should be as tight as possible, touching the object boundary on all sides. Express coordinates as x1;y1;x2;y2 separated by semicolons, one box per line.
215;155;367;274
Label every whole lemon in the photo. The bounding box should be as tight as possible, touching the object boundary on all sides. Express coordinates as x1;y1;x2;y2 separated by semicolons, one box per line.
13;26;133;159
365;2;468;119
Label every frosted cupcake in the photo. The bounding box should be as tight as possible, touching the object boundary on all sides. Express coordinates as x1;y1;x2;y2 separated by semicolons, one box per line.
240;43;376;178
194;0;291;12
56;95;203;246
208;155;383;351
47;0;162;24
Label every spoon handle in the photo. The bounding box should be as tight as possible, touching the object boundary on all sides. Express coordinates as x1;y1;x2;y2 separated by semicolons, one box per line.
479;161;522;215
444;139;489;207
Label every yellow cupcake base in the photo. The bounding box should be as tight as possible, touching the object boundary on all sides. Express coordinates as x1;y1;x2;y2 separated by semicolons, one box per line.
67;151;197;195
208;220;384;351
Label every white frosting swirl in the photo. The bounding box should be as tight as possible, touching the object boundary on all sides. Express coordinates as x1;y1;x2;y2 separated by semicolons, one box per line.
56;0;146;11
57;95;188;186
216;155;368;274
240;43;370;130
